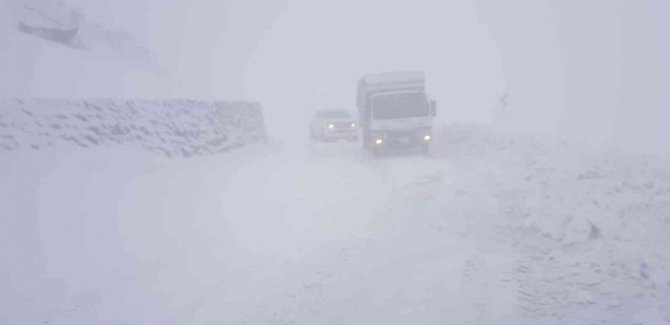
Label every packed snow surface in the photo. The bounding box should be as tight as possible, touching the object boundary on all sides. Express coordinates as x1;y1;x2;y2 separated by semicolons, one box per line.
1;124;669;324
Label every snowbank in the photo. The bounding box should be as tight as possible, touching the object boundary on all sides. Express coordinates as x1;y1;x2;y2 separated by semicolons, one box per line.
432;124;670;322
436;124;670;244
0;99;266;157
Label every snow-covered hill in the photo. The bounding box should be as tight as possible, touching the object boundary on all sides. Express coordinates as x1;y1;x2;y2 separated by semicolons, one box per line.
0;99;266;156
0;0;176;98
10;0;154;64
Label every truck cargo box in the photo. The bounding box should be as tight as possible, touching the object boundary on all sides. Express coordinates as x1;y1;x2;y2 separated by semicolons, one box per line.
361;71;424;85
357;71;426;107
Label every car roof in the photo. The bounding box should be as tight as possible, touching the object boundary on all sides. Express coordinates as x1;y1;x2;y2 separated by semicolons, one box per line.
318;109;351;114
318;109;349;113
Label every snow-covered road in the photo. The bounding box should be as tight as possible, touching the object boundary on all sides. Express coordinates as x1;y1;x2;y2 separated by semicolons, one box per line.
2;127;669;324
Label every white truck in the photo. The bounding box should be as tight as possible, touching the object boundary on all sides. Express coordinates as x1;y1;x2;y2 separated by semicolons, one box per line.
357;71;436;155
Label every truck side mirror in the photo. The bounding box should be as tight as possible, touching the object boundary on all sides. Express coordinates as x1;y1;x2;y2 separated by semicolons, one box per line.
430;100;437;116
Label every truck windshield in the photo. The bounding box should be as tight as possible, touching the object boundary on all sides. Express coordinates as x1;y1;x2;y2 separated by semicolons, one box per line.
372;92;430;120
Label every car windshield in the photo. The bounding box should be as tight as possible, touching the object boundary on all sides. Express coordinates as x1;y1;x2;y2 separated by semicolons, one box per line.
320;110;351;119
372;92;430;120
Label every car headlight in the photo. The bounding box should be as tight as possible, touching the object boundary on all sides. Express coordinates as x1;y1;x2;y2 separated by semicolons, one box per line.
351;123;356;128
424;135;431;141
328;124;334;129
375;139;383;145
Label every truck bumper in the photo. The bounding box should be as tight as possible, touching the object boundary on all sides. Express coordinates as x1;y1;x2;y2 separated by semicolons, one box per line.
367;129;432;152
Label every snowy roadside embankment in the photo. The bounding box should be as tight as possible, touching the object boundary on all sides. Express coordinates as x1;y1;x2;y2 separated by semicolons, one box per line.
0;99;266;156
431;125;670;323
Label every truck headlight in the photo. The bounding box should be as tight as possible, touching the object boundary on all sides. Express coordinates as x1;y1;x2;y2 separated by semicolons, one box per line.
423;135;432;141
375;139;383;145
328;124;334;129
351;123;356;128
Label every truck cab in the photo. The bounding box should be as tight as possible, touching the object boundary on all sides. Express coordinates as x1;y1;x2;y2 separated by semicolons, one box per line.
357;71;436;155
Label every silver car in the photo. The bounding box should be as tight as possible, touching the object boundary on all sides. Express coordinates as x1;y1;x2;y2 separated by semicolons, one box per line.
309;109;358;142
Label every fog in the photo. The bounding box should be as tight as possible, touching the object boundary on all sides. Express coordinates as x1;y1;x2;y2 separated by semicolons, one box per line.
102;0;669;152
2;0;669;323
3;0;667;151
475;0;670;152
251;0;669;151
